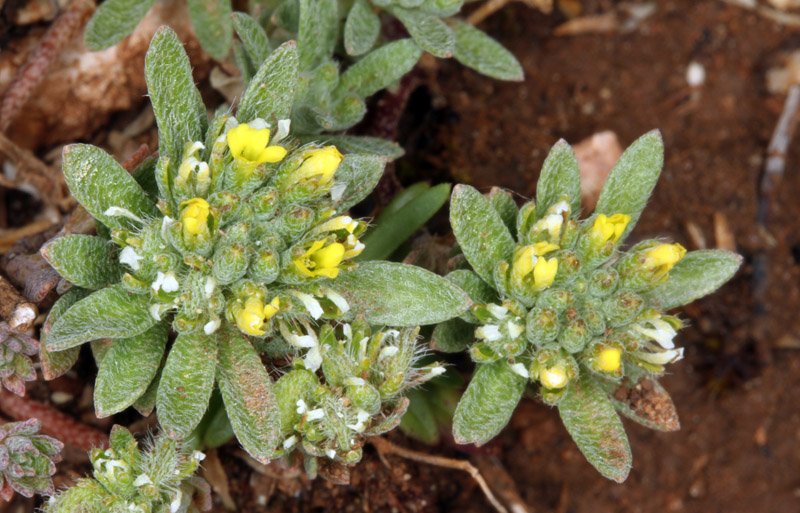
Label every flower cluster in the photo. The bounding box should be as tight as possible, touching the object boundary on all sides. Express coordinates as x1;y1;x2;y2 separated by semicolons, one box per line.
274;322;444;471
474;199;687;404
0;419;63;501
44;426;210;513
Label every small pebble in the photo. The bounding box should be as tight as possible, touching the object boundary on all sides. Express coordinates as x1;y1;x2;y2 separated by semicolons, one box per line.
686;61;706;87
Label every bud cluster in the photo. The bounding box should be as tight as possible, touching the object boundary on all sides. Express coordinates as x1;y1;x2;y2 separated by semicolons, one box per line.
274;322;444;471
0;419;63;501
44;426;210;513
0;323;39;396
473;199;687;403
113;116;363;339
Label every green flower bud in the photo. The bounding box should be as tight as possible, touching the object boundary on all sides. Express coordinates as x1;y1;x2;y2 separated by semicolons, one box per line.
603;290;644;327
276;205;315;240
249;247;280;283
581;298;606;335
529;345;579;392
536;288;573;315
346;381;382;415
588;268;619;297
249;187;279;220
212;243;249;285
515;201;537;243
525;306;560;345
560;318;589;353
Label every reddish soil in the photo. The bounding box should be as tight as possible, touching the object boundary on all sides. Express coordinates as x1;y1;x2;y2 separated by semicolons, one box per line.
3;0;800;512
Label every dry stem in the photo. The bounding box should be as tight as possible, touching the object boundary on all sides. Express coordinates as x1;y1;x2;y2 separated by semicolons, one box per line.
369;437;509;513
468;0;552;25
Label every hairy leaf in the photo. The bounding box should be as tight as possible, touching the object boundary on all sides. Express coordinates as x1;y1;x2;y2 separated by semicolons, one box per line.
595;130;664;238
332;261;471;326
40;289;90;380
452;361;525;445
157;333;218;439
84;0;155;50
217;332;281;463
62;144;158;230
558;375;632;482
298;0;339;69
47;285;156;351
431;318;474;353
332;154;386;211
390;7;454;58
339;39;422;98
452;21;523;81
232;12;271;67
187;0;233;61
95;322;168;418
450;184;515;286
238;41;299;124
646;250;742;310
145;27;208;164
345;0;381;56
536;139;581;216
42;235;121;290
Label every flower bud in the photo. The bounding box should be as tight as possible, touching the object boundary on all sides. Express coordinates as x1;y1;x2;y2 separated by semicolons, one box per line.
588;268;619;297
212;243;249;285
292;239;346;279
276;205;315;240
173;141;210;200
249;247;280;284
278;146;343;200
588;341;625;377
249;187;279;220
525;306;560;345
603;290;644;327
346;382;382;415
560;318;589;353
535;288;573;315
530;346;578;391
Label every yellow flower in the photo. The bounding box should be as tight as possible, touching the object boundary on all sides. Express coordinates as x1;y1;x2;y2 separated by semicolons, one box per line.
512;244;559;291
539;365;569;389
226;122;287;166
234;296;281;336
312;215;366;259
591;213;630;245
293;240;346;279
180;198;210;239
642;243;686;278
596;346;622;373
294;146;343;187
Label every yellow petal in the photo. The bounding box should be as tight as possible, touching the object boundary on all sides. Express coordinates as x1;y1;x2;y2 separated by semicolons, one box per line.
540;366;568;389
533;257;558;289
596;347;622;372
258;145;288;163
312;242;345;270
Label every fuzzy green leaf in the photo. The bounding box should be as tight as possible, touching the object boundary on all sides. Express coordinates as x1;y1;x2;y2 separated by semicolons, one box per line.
452;361;525;445
275;369;318;437
62;144;158;230
488;187;518;236
450;184;516;286
333;261;471;326
452;21;523;81
42;235;121;290
595;130;664;238
445;269;499;305
47;285;156;351
359;183;451;261
536;139;581;216
431;318;473;353
309;135;404;161
345;0;381;56
232;12;271;66
39;289;90;380
420;0;464;16
238;41;299;124
339;39;422;98
390;7;454;58
217;331;281;463
95;322;168;418
157;333;218;439
399;389;440;444
298;0;339;69
84;0;154;50
332;154;386;211
133;361;163;417
646;250;742;310
187;0;233;60
145;27;208;164
558;375;632;482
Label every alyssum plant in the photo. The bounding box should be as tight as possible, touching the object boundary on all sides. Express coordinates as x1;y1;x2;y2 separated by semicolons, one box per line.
40;26;468;471
435;132;741;482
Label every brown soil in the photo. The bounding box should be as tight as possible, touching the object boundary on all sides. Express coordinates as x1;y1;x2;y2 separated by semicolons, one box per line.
3;0;800;512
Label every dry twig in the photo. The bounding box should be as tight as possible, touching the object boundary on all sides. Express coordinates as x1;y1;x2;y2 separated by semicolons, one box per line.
468;0;553;25
0;132;67;208
369;437;509;513
0;0;95;133
0;390;108;451
0;275;37;332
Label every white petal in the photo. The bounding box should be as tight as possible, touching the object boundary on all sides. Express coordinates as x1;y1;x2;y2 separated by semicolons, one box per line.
248;118;269;130
507;321;524;339
304;345;323;372
476;325;501;342
161;272;179;293
273;118;292;142
486;304;509;318
346;377;366;386
330;182;346;201
203;319;221;335
283;436;297;449
428;366;446;376
296;399;307;414
204;277;216;298
292;291;324;320
103;206;143;224
378;346;399;360
325;289;350;313
306;408;325;421
509;362;530;379
119;246;143;271
326;449;337;459
133;474;152;487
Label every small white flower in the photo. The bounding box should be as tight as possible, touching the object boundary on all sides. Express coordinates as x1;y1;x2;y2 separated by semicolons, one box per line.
324;289;350;313
283;436;297;449
273;118;291;142
296;399;308;414
507;321;524;339
292;291;324;320
346;377;366;386
149;304;163;321
636;347;684;365
119;246;143;270
203;319;221;335
428;366;446;377
151;271;179;293
326;449;337;459
476;325;502;342
204;277;216;298
633;318;677;349
378;346;399;361
133;474;152;487
103;206;144;224
192;450;206;461
169;489;182;513
486;303;509;319
509;362;530;379
306;408;325;421
330;182;347;202
304;345;323;372
551;201;570;215
346;409;371;432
